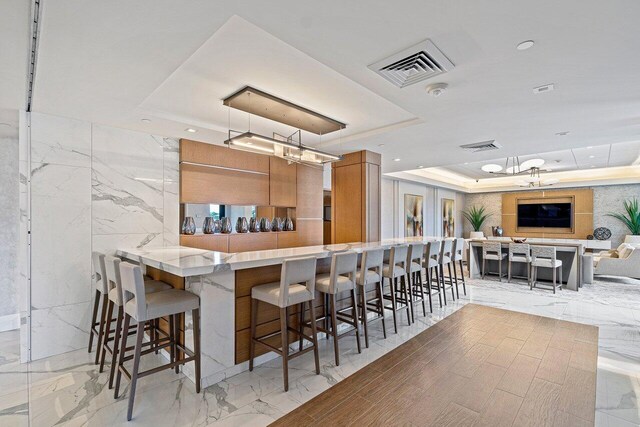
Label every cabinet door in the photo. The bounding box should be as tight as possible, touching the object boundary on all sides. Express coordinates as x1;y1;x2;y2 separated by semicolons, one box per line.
269;156;297;207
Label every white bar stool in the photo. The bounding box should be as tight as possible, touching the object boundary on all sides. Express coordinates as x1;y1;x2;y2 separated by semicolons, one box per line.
382;245;411;332
482;241;507;281
438;239;456;304
101;255;172;389
314;251;361;366
89;252;109;365
451;238;467;297
249;256;320;392
508;243;532;285
115;263;201;421
356;248;386;348
424;240;443;310
530;246;563;293
408;243;427;319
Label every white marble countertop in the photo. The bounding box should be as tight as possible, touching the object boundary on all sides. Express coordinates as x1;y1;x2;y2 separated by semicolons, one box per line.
117;236;440;277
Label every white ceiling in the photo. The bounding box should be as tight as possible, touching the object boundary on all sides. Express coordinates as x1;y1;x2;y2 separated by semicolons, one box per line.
0;0;30;111
3;0;640;177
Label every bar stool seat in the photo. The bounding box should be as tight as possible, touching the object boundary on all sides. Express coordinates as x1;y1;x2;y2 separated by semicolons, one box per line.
356;269;381;284
383;264;406;277
315;273;353;293
251;282;313;307
125;289;199;321
531;258;562;268
107;279;171;302
510;255;529;263
410;261;422;273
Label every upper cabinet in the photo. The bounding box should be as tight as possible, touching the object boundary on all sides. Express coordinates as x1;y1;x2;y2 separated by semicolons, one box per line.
269;156;297;207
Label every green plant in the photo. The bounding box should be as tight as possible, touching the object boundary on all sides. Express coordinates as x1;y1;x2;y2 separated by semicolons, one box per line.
462;205;492;232
607;198;640;235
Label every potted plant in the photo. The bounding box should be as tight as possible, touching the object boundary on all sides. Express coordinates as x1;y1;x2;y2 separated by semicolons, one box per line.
607;198;640;244
462;205;492;239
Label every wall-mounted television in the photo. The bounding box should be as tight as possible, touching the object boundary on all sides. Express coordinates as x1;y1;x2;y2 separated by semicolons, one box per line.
517;203;572;228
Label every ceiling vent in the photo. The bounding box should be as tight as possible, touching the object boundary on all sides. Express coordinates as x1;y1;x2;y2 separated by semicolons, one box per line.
368;39;454;88
460;140;502;153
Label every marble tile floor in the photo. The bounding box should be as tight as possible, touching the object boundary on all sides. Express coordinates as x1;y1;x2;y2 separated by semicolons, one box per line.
1;275;639;426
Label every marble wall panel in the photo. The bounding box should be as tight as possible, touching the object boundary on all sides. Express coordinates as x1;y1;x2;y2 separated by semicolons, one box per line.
163;137;179;246
30;301;91;360
30;112;91;168
0;137;19;321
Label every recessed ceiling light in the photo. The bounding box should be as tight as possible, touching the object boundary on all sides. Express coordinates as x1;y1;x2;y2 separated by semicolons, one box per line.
393;158;401;162
556;131;570;136
185;128;197;133
417;165;424;168
516;40;535;51
464;162;469;165
586;146;593;149
481;164;503;173
141;118;151;123
589;155;595;159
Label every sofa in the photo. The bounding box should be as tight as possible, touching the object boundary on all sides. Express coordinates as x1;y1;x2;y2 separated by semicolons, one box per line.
593;238;640;279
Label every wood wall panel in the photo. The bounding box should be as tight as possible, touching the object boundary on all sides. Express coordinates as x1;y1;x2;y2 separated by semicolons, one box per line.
229;233;278;252
269;157;297;207
296;164;323;218
180;139;269;173
502;189;594;239
180;163;269;205
180;234;229;252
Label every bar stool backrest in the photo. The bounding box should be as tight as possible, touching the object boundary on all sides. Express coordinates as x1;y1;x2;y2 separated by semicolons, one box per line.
439;239;453;264
119;262;148;321
359;248;384;286
425;241;441;268
531;245;556;263
279;256;318;307
104;255;124;306
92;251;108;294
509;243;531;262
452;238;465;262
408;243;425;266
328;251;358;293
389;245;409;272
482;241;502;257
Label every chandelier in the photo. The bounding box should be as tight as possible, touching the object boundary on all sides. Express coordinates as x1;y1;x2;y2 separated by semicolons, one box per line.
481;157;559;187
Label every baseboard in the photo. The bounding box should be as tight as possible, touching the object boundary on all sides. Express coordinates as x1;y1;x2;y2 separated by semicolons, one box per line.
0;314;20;332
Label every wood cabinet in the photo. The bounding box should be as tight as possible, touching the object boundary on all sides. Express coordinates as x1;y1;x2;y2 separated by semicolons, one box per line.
269;156;297;207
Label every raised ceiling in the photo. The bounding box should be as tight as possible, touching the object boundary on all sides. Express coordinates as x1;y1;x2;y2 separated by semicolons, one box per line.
4;0;640;175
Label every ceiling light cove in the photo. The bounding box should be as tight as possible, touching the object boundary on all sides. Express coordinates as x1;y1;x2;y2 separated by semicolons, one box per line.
516;40;535;50
481;164;503;173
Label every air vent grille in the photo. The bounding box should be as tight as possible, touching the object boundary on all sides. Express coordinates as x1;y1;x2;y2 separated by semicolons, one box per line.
460;140;502;153
369;40;454;88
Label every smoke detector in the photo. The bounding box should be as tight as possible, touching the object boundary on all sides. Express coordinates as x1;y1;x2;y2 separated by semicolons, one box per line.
426;83;448;97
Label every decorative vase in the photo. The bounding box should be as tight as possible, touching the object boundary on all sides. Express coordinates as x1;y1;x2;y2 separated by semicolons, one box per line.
271;217;284;232
181;217;196;235
469;231;484;239
284;217;294;231
593;227;611;240
220;217;232;234
249;217;260;232
203;217;216;234
236;217;249;233
260;217;271;232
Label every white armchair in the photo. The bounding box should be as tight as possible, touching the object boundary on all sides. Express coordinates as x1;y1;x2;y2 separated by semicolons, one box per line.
594;247;640;279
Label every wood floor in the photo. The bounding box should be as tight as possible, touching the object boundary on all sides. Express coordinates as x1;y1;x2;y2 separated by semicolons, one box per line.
270;303;598;427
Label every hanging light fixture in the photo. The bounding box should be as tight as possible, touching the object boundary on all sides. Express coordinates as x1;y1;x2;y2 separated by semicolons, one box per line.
516;167;559;188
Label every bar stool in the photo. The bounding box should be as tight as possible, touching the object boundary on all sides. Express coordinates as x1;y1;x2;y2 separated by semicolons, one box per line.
89;252;109;365
314;251;361;366
407;243;427;319
115;263;201;421
382;245;411;332
423;240;443;310
530;246;563;293
438;239;456;304
482;241;507;281
508;243;532;285
355;248;386;348
249;256;320;392
101;255;172;389
451;238;467;297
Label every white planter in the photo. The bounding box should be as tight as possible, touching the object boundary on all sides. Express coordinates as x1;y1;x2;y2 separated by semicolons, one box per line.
469;231;485;239
624;235;640;246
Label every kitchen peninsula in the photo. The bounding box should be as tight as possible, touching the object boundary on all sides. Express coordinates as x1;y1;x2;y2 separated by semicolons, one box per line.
117;237;436;387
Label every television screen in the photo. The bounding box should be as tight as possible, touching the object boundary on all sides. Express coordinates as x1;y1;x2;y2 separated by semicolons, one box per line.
517;203;572;228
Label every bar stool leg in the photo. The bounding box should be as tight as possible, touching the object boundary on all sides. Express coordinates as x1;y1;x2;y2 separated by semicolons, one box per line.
553;266;557;294
192;308;201;393
447;263;456;300
169;315;176;369
459;260;467;295
127;322;145;421
280;307;289;391
108;306;123;389
389;277;399;333
99;300;114;373
423;271;433;313
453;264;460;299
249;298;258;371
350;289;362;354
298;302;304;352
114;313;131;399
360;285;369;348
401;275;412;324
173;314;180;374
308;300;320;375
330;294;340;366
376;281;387;339
95;294;109;365
88;290;100;353
417;271;427;316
